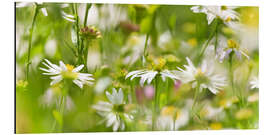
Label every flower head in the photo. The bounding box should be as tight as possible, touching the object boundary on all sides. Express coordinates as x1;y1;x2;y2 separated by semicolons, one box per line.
216;39;249;62
156;106;189;130
126;58;179;86
40;59;94;88
190;6;239;26
80;26;102;40
92;88;134;131
175;57;226;94
250;76;259;89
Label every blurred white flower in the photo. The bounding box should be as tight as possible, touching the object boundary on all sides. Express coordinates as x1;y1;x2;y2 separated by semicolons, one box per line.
99;4;127;30
121;34;147;65
157;106;189;130
200;103;224;121
126;69;179;86
175;57;226;94
40;59;94;88
190;6;239;26
44;39;57;58
250;76;259;89
92;88;133;131
95;77;112;94
39;86;75;112
16;2;48;16
216;39;249;62
78;4;99;25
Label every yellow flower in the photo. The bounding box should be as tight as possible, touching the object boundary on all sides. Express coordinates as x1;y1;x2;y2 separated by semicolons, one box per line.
210;122;222;130
235;108;253;120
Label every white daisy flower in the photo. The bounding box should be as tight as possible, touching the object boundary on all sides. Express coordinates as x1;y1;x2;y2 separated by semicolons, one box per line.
126;69;179;86
216;39;249;62
156;106;189;131
190;6;239;26
250;76;259;89
175;57;226;94
16;2;48;16
40;59;94;88
92;88;133;132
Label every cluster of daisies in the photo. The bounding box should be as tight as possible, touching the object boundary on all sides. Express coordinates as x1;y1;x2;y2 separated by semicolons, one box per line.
34;5;258;132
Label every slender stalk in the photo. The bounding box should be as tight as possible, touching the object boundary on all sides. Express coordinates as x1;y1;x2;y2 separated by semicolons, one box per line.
26;4;39;80
83;3;92;27
142;34;150;66
152;77;159;130
191;83;200;113
229;53;236;96
72;4;82;65
198;19;219;62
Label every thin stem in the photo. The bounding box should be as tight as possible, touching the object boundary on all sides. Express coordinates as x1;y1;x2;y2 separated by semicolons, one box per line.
72;4;82;65
26;4;39;80
152;77;159;130
142;34;150;66
198;19;219;62
229;53;235;96
83;3;92;27
191;83;200;113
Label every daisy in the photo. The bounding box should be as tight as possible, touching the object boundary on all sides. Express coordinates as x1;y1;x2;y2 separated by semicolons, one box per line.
216;39;249;62
190;6;239;26
156;106;189;131
40;59;94;88
126;58;179;86
92;88;134;131
250;76;259;89
175;57;226;94
16;2;48;16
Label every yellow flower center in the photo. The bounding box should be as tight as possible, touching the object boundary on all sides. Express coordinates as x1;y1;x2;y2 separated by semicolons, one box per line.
61;64;78;80
225;17;232;22
152;57;166;71
210;122;222;130
187;38;198;47
221;6;228;10
195;68;209;84
227;39;239;49
161;106;181;120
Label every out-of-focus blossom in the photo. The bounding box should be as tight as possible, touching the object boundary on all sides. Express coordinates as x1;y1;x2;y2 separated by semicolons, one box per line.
121;34;147;65
16;2;48;16
156;106;189;130
40;59;94;88
216;39;249;62
174;80;182;91
190;6;239;27
250;76;259;89
174;57;226;94
39;85;75;111
95;77;112;94
80;26;102;40
235;108;253;120
248;92;259;103
92;88;134;131
144;85;155;99
200;103;224;121
44;39;57;58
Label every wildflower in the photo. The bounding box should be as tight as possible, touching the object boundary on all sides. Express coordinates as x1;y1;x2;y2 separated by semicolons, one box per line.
235;108;253;120
200;103;224;121
210;122;222;130
92;88;134;131
125;58;179;86
190;6;239;26
175;57;226;94
40;59;94;88
216;39;249;62
250;76;259;89
156;106;189;130
80;26;102;40
39;84;75;111
16;2;48;16
248;92;259;103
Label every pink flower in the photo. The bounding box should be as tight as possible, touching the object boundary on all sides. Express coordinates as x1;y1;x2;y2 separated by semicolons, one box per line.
144;85;155;100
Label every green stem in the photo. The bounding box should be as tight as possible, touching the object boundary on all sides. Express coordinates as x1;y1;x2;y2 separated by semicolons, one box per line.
26;4;39;80
72;4;82;65
142;34;150;66
191;83;200;113
229;53;236;96
83;3;92;27
152;77;159;130
198;19;219;62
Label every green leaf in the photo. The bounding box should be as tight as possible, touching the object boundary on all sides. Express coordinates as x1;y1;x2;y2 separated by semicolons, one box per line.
140;16;152;34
